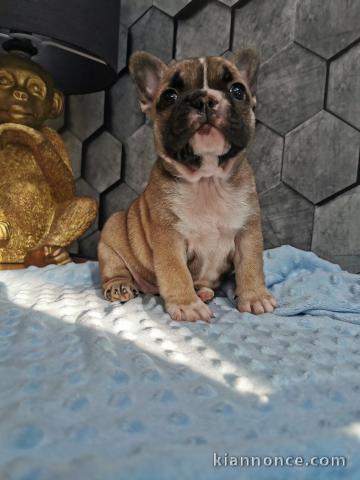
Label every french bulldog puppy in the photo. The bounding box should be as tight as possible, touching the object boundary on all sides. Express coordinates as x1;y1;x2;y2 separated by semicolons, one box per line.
98;49;277;321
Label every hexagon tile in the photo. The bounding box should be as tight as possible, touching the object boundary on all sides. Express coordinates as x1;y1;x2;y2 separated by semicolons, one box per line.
327;43;360;130
176;1;231;58
124;124;157;194
259;182;315;251
295;0;360;59
283;110;360;204
45;107;65;132
120;0;152;28
256;43;326;135
84;131;122;194
312;187;360;273
108;72;145;142
79;230;101;261
101;182;139;222
153;0;192;17
130;7;174;63
67;92;105;141
117;24;129;74
247;123;284;194
64;0;360;270
233;0;298;62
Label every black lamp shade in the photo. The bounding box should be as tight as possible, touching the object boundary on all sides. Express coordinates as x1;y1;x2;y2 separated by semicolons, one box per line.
0;0;121;93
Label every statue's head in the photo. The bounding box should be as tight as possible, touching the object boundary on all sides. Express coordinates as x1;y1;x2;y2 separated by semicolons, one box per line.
0;54;64;129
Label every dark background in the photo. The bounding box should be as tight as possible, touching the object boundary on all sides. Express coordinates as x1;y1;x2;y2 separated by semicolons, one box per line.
53;0;359;272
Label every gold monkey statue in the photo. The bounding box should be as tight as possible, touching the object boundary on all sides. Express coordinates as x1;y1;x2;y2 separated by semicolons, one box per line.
0;53;97;267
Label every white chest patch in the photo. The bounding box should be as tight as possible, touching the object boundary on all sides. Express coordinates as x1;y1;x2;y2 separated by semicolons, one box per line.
170;172;253;286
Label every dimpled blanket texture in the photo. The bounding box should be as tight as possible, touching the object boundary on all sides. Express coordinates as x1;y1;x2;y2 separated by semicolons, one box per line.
0;246;360;480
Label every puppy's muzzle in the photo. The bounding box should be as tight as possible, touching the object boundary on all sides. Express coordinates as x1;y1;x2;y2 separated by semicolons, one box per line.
186;90;219;122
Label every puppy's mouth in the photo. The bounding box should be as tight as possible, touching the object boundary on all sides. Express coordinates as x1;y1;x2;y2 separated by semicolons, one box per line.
163;115;244;177
190;120;231;157
193;121;244;163
196;122;214;136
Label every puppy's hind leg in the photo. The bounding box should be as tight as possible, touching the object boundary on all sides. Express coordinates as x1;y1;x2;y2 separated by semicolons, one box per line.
98;241;138;303
195;286;215;303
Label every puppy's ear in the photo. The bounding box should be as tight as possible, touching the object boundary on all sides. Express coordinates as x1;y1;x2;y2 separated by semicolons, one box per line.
129;51;166;114
232;48;260;95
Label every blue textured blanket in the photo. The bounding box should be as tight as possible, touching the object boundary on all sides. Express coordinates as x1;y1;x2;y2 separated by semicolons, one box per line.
0;246;359;480
222;245;360;323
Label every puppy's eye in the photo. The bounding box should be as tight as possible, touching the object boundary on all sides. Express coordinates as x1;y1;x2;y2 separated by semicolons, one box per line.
161;88;178;104
229;83;246;101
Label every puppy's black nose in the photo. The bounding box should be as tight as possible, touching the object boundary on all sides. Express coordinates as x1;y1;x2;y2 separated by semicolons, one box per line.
191;96;205;112
189;96;218;113
186;91;205;112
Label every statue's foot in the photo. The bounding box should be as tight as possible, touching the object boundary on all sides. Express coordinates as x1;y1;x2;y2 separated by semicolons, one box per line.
0;221;11;246
44;246;71;265
24;245;71;267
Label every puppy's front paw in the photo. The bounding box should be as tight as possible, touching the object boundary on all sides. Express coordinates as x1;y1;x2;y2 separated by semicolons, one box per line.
104;280;138;303
236;288;277;314
166;297;214;322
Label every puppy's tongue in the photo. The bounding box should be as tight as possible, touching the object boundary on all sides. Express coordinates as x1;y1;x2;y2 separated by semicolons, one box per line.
197;123;213;135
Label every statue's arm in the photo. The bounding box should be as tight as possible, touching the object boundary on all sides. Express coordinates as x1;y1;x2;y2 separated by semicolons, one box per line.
0;209;10;244
0;123;75;201
40;127;73;173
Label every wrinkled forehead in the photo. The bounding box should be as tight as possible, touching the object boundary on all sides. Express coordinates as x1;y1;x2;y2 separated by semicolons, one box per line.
160;56;242;92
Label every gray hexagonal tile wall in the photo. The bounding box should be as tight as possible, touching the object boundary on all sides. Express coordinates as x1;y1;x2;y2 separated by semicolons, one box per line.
79;230;101;261
68;241;79;256
45;108;65;132
247;123;283;194
233;0;297;62
327;43;360;130
67;92;105;141
295;0;360;59
283;111;360;204
176;1;231;58
108;72;145;142
84;131;122;194
130;7;174;63
124;124;157;194
153;0;192;16
256;43;326;135
120;0;152;28
63;0;359;270
117;24;129;74
259;182;314;251
101;182;139;221
312;186;360;273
